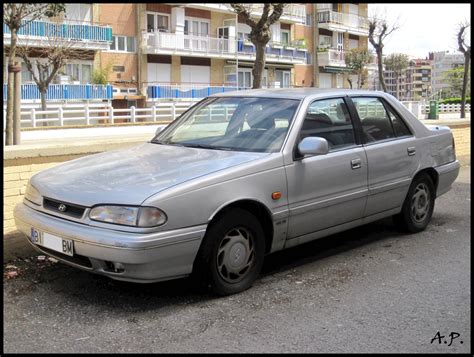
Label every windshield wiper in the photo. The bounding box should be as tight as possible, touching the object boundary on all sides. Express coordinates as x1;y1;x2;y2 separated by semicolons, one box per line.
182;143;235;151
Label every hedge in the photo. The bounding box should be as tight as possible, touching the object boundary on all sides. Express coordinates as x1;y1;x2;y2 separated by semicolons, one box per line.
439;97;471;105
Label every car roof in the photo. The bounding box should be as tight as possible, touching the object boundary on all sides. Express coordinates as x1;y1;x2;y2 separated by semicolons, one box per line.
210;88;388;100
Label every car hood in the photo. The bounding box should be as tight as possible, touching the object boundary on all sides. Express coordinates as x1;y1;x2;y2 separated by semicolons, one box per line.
32;143;267;207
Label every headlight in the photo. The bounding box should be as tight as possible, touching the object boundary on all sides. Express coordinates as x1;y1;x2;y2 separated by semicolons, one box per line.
25;181;42;206
89;206;167;227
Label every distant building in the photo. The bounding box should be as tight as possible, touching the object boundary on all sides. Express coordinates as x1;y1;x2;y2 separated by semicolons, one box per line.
384;57;432;101
430;51;465;95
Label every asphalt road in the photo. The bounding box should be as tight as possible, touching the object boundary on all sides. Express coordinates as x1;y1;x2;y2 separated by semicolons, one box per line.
3;166;471;354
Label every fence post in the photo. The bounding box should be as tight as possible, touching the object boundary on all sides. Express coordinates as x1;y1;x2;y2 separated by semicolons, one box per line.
58;106;64;126
131;106;136;123
85;103;90;125
31;108;36;128
109;106;114;124
171;103;176;120
152;105;157;122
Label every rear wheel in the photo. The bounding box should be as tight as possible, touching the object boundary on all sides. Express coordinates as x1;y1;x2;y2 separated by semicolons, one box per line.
193;208;265;296
394;174;435;233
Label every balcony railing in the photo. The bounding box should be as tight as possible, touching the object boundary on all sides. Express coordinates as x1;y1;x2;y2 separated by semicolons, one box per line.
148;84;239;100
3;84;113;102
4;19;112;48
142;31;307;64
237;40;307;63
317;10;369;35
253;4;306;23
317;49;347;67
317;49;377;68
143;31;235;55
190;4;306;23
147;83;293;100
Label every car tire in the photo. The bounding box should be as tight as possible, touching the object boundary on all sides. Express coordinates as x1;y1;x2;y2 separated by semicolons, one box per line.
394;174;436;233
192;208;265;296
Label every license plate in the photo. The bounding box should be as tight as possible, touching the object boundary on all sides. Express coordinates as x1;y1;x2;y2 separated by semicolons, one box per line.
30;228;74;257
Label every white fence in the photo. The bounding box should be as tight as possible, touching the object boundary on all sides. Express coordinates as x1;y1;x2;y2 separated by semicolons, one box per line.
4;101;471;130
422;103;471;114
3;102;197;129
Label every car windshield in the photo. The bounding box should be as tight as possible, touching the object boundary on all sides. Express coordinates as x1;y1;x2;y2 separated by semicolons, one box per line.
152;97;301;153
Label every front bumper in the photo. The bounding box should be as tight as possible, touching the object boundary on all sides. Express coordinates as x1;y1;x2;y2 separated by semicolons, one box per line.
14;202;207;283
435;160;461;197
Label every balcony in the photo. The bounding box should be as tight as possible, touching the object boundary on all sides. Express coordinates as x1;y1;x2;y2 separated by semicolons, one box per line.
184;4;306;24
3;19;112;51
317;10;369;37
3;84;113;102
141;31;307;65
142;31;235;58
147;82;293;100
237;40;307;64
148;84;239;100
317;49;377;70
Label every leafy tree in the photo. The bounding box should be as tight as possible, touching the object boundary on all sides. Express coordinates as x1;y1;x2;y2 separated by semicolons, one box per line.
457;21;471;118
345;48;372;89
384;53;410;99
444;65;470;97
230;3;286;88
3;3;66;145
368;15;399;93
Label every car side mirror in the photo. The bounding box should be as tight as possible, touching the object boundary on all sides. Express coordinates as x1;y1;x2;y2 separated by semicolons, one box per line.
298;137;329;157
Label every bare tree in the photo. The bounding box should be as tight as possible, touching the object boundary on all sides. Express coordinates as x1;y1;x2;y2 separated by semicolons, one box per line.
368;15;399;93
345;48;372;89
230;3;286;88
457;21;471;118
3;3;65;145
384;53;410;99
15;22;91;116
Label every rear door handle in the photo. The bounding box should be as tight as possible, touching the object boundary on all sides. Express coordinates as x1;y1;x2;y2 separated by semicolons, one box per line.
407;147;416;156
351;158;361;169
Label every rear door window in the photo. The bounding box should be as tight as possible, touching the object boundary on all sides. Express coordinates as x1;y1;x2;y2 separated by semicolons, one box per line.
352;97;396;143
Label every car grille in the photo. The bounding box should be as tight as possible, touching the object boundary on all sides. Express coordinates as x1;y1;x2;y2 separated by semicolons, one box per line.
43;197;86;219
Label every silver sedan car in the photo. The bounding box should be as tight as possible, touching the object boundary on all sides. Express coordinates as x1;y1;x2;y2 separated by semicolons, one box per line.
14;89;460;295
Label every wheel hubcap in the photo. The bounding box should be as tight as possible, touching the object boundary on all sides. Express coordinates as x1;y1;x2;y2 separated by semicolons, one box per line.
411;183;430;223
217;227;255;283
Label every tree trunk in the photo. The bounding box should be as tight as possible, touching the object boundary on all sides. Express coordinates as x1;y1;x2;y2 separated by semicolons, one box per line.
357;73;361;89
40;87;48;125
460;55;470;119
252;42;266;89
376;48;387;92
6;29;18;146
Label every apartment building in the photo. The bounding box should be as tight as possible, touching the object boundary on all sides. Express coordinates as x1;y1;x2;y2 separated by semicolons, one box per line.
4;3;371;109
430;50;465;95
384;58;432;101
312;3;373;89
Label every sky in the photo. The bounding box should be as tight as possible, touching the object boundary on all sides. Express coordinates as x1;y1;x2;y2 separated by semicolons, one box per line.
368;3;471;58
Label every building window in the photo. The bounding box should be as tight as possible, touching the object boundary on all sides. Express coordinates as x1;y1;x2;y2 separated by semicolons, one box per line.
109;35;136;53
64;61;93;83
281;30;290;46
305;13;313;26
147;12;170;32
184;18;210;37
306;53;312;65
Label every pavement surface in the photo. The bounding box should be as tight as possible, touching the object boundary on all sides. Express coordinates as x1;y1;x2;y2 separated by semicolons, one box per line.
3;166;471;353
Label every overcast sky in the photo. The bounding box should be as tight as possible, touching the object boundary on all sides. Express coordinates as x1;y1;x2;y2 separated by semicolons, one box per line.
368;3;471;58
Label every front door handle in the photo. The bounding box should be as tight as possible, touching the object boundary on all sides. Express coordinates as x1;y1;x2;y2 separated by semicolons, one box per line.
407;147;416;156
351;158;361;169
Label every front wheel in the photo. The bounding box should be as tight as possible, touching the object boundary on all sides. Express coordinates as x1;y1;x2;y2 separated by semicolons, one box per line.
394;174;435;233
193;208;265;296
